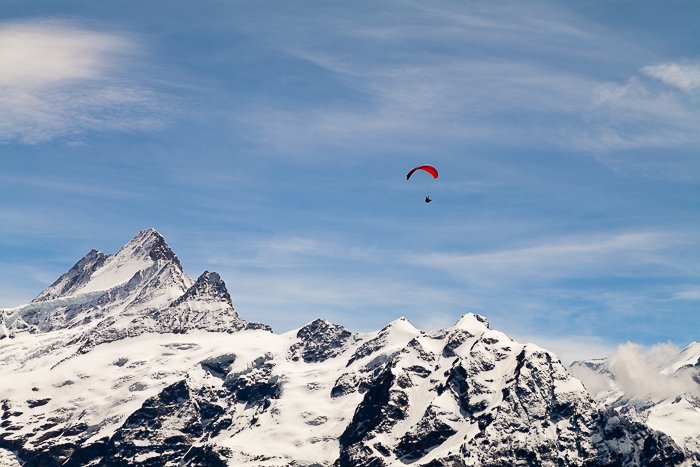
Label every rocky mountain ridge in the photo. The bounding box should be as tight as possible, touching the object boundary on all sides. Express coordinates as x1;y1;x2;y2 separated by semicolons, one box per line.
571;343;700;460
0;229;694;466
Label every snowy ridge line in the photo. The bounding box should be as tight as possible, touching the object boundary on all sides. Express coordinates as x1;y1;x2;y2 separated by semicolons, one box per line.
0;228;695;465
571;342;700;459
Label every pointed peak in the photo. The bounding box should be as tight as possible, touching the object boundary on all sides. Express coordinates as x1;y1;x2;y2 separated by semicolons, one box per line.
304;317;333;327
171;270;232;307
385;316;419;333
297;318;349;338
33;248;108;302
119;228;182;269
192;271;230;300
454;313;490;332
292;318;355;363
196;270;222;285
135;227;163;240
125;228;165;249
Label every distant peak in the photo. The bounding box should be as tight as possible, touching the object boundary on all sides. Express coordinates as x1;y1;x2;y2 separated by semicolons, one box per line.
297;318;347;338
121;228;182;269
198;270;222;284
302;318;332;327
171;270;232;307
193;271;230;299
32;248;108;302
136;227;162;239
454;313;490;331
385;316;418;332
292;318;354;363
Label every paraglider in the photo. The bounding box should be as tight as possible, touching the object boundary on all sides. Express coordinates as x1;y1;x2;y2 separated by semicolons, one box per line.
406;164;438;203
406;165;438;181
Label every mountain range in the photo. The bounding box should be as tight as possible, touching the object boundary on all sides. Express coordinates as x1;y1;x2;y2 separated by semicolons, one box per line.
1;229;698;466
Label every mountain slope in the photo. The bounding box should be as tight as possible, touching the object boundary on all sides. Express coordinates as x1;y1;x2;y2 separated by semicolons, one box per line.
572;343;700;462
0;229;691;466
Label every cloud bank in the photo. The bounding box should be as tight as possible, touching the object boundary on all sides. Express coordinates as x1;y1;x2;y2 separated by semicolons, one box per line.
574;342;700;402
610;342;699;401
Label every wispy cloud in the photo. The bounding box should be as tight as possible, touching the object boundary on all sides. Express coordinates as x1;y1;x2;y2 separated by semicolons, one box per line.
408;231;690;286
237;54;598;157
642;62;700;91
228;4;700;182
224;3;613;157
578;60;700;155
0;20;170;143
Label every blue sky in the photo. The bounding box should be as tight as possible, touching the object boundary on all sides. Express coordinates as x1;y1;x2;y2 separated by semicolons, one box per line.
1;1;698;361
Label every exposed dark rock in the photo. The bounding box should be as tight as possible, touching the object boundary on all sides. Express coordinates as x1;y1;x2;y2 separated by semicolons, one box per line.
289;319;355;363
245;322;273;332
26;398;51;408
442;329;474;358
225;354;282;406
171;271;231;308
200;353;237;378
395;406;457;462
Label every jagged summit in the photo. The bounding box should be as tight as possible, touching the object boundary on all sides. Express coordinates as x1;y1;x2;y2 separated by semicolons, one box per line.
31;228;188;304
383;315;420;336
453;312;489;332
290;318;355;363
121;228;182;269
386;315;410;326
171;271;232;308
0;230;695;466
33;249;108;302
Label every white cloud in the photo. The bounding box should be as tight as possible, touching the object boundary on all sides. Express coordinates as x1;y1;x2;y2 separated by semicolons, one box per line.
0;21;130;87
577;62;700;156
0;20;169;143
570;342;700;402
569;364;614;396
608;342;698;401
642;62;700;91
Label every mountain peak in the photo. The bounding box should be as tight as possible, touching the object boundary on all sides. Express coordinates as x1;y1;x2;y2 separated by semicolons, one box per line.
171;271;232;307
121;228;182;269
150;270;245;334
28;229;190;308
385;316;419;333
33;249;108;302
453;313;489;332
291;319;355;363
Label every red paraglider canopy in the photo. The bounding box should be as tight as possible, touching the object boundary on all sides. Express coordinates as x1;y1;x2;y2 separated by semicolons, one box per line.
406;164;438;180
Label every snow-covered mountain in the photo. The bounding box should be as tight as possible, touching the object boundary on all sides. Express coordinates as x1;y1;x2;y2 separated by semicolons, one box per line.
571;343;700;461
0;229;692;466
